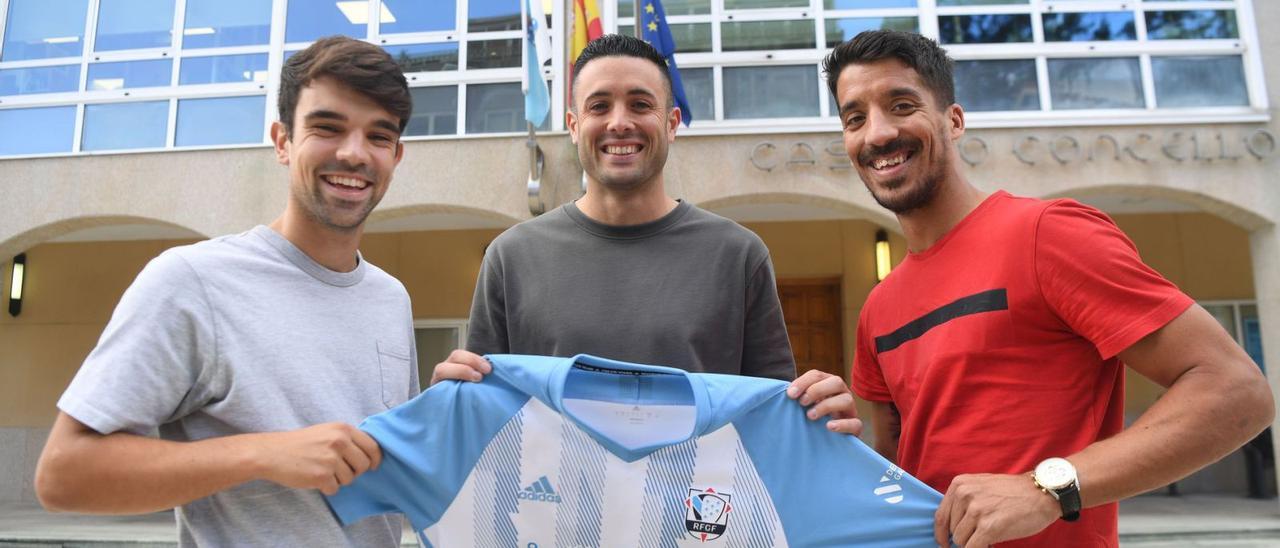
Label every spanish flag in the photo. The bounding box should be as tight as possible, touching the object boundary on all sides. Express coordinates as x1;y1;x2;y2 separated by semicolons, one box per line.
571;0;603;65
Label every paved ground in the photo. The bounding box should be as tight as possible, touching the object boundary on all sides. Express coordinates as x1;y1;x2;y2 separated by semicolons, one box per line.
0;494;1277;546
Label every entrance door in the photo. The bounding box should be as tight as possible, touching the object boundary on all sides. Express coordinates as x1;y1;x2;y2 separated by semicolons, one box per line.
778;278;845;380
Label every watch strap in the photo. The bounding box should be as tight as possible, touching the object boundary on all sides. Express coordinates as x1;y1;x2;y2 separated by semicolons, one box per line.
1056;482;1082;522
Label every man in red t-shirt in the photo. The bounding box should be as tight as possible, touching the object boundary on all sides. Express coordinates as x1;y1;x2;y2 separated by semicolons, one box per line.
815;30;1274;546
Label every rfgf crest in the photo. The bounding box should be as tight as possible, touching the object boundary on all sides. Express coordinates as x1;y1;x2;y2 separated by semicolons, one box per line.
685;487;732;542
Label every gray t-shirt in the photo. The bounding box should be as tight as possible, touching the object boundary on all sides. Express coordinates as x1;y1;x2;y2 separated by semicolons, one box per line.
467;201;795;380
58;225;419;547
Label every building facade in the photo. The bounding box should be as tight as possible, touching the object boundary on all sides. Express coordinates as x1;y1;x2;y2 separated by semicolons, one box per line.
1;0;1277;504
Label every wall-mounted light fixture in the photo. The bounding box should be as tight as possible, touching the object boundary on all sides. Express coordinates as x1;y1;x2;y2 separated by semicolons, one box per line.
874;230;891;283
9;253;25;317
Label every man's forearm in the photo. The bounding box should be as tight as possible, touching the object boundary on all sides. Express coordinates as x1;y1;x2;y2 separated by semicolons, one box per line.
1070;363;1272;507
36;414;265;514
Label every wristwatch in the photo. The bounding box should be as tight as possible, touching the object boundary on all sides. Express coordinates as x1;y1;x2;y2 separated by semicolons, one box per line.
1033;457;1081;522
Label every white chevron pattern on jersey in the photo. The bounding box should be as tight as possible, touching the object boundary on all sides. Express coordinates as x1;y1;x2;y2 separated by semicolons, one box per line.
422;398;788;547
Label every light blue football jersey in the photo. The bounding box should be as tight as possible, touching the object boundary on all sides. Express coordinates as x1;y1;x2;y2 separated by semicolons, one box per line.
327;354;942;547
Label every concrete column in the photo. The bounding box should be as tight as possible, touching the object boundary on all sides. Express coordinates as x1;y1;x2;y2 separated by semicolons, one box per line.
1248;224;1280;502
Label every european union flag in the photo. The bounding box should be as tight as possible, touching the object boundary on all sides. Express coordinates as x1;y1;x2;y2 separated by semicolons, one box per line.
639;0;692;126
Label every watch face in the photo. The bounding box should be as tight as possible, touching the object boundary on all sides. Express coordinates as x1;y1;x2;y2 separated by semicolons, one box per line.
1035;458;1076;491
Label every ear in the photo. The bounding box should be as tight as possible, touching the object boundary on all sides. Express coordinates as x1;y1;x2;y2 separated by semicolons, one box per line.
667;106;681;142
393;140;404;166
566;109;580;144
270;121;290;166
947;103;966;141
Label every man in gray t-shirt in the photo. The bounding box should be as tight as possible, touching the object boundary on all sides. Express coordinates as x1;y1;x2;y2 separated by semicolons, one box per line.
35;37;418;547
436;35;864;433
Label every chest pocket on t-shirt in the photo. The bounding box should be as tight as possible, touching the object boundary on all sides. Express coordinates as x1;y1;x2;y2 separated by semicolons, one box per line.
376;340;412;408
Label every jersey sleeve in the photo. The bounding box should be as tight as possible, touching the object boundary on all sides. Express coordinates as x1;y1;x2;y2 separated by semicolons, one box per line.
57;250;218;435
465;246;510;355
326;377;531;533
733;394;941;545
742;255;797;381
1034;201;1194;360
851;305;893;403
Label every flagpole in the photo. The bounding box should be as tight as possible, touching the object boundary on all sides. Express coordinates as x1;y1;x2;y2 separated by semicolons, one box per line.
634;1;641;37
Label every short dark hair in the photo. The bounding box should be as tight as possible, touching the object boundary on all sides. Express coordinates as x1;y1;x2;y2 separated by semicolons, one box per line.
571;34;673;109
822;30;955;109
278;35;412;137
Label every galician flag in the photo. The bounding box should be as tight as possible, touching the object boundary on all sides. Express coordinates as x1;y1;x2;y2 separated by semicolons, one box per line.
522;0;552;126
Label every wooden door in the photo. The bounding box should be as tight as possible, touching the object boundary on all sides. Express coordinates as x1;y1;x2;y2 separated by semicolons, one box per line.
778;278;845;381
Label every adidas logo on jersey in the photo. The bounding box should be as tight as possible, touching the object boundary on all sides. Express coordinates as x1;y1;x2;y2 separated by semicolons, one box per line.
517;476;562;503
875;475;904;505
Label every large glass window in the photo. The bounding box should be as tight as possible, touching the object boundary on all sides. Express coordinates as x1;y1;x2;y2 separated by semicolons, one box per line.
1;0;89;61
620;0;711;16
87;60;173;91
381;0;456;35
286;0;367;43
680;67;713;124
468;0;520;32
723;65;818;119
385;43;460;73
406;86;458;136
826;18;919;47
467;39;521;69
1048;57;1144;109
81;101;169;151
176;96;266;146
94;0;175;51
1146;10;1238;40
1153;56;1248;108
0;65;81;96
466;82;545;133
938;14;1032;44
179;54;269;85
955;60;1039;112
0;106;77;155
182;0;272;49
1042;12;1136;42
722;21;816;52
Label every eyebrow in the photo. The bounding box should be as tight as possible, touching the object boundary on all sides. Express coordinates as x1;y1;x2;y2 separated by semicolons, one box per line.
585;87;659;102
303;109;401;135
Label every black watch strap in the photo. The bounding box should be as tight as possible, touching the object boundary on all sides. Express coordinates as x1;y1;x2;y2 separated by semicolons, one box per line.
1056;482;1081;522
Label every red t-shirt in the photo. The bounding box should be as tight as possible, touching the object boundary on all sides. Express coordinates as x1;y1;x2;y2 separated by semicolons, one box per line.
852;191;1193;547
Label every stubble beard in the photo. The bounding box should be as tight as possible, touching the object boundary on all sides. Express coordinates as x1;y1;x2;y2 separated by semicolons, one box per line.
294;177;379;233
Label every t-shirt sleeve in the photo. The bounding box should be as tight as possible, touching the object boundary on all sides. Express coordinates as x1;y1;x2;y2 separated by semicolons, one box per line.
57;250;218;435
465;247;509;355
1034;201;1194;360
851;305;893;402
742;255;797;381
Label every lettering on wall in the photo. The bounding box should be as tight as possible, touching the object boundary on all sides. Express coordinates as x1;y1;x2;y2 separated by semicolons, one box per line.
748;129;1278;171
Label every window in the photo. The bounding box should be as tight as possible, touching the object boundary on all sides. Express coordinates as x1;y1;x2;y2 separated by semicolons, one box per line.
468;0;521;32
176;96;266;146
1043;12;1136;42
1048;57;1144;110
954;60;1039;112
81;101;169;151
1152;56;1248;108
723;66;819;119
183;0;272;49
1203;302;1266;371
94;0;175;51
414;320;469;388
381;0;456;34
466;82;525;134
0;65;80;96
286;0;367;43
406;86;459;136
179;54;269;85
384;43;460;73
87;59;173;91
1;0;89;61
0;106;76;155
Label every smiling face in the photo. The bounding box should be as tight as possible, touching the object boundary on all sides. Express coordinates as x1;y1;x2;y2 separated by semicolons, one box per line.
835;58;964;215
567;56;680;193
272;76;404;233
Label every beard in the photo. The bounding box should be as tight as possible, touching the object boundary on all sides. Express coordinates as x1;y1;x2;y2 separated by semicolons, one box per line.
580;132;668;193
859;134;948;215
295;163;380;232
